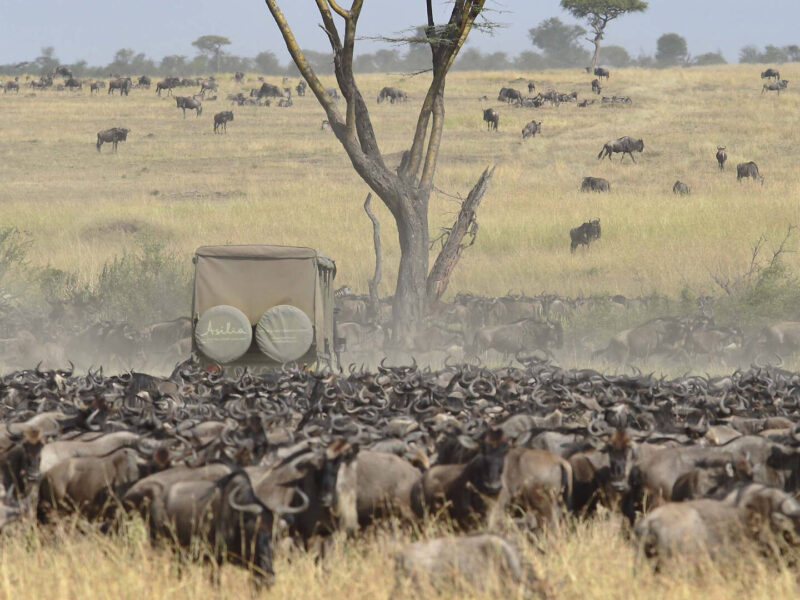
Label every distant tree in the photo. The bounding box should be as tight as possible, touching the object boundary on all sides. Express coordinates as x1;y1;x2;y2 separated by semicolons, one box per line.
514;50;547;69
598;44;630;67
35;46;59;76
762;45;788;64
655;33;688;66
693;52;726;66
254;51;282;74
191;35;231;73
402;28;433;72
560;0;648;70
372;49;403;72
160;55;187;76
455;47;484;70
353;54;377;73
786;45;800;62
739;45;762;64
529;17;590;68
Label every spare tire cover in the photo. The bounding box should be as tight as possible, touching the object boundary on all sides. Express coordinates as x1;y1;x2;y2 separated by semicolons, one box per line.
195;305;252;363
255;305;314;362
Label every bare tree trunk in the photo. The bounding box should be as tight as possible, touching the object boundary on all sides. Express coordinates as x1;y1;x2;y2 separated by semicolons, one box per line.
590;36;601;71
427;166;494;304
363;193;382;319
392;194;430;346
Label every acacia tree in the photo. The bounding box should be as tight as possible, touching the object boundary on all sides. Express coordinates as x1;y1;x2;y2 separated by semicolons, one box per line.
191;35;232;73
263;1;493;344
560;0;648;71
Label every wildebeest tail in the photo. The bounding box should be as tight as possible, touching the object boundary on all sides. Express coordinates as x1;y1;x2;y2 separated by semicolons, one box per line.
597;145;607;160
96;134;101;152
561;461;573;512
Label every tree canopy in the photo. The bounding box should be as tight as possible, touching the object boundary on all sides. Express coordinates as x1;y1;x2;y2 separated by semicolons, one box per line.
191;35;231;72
528;17;589;68
560;0;648;69
656;33;688;66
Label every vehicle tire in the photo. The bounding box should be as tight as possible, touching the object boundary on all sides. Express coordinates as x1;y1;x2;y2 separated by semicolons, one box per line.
194;305;252;363
255;305;314;363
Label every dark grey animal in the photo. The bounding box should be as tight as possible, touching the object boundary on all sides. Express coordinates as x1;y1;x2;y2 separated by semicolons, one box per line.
257;82;283;99
377;86;408;103
137;75;151;88
761;68;780;80
570;219;601;253
597;136;644;162
4;81;19;93
594;67;610;80
522;120;541;139
672;181;690;195
581;177;610;192
213;111;234;134
737;161;763;184
716;146;727;170
498;87;523;104
234;71;245;82
326;87;340;100
762;79;788;94
528;81;535;93
470;318;563;358
108;77;131;96
96;127;130;152
89;81;102;94
175;96;202;118
155;78;179;96
483;108;499;131
64;78;82;90
591;79;602;95
296;80;307;96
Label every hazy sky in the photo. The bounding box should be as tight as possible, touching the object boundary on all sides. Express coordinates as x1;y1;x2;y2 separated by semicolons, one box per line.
0;0;795;65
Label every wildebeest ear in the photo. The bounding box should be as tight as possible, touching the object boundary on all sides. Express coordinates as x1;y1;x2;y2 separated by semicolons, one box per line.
483;428;505;448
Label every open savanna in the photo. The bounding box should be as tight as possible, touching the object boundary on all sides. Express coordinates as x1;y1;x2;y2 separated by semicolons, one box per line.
2;65;799;300
0;516;798;600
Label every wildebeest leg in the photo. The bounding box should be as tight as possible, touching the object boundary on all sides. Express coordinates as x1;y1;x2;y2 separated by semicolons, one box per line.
629;152;636;163
182;107;186;119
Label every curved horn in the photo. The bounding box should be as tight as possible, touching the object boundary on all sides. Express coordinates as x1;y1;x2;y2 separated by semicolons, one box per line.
275;488;311;515
227;482;263;515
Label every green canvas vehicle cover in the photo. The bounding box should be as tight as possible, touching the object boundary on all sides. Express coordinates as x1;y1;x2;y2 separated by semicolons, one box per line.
194;305;252;363
255;304;314;362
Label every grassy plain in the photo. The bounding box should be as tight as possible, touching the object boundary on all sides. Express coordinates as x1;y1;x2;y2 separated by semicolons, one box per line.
3;66;800;598
2;66;800;301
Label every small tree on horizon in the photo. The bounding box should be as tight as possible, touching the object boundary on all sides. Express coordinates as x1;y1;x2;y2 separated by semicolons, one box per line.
656;33;688;67
191;35;231;73
560;0;648;71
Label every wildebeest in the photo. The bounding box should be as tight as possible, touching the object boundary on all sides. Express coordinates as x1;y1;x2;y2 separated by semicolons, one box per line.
0;428;45;502
96;127;130;153
570;219;601;253
591;78;602;95
89;81;102;94
377;86;408;103
146;471;278;585
326;87;340;100
527;81;536;94
234;71;245;82
597;136;644;162
4;81;19;93
175;96;202;118
470;318;563;359
395;534;547;594
213;111;234;134
498;87;523;104
521;120;541;139
257;82;283;99
761;68;780;80
751;321;800;357
483;108;499;131
411;429;509;529
593;316;688;363
581;176;610;192
138;75;151;88
716;146;727;170
108;77;131;96
64;78;82;90
594;67;610;80
155;77;179;96
762;79;788;94
199;79;217;96
736;161;763;184
296;80;307;96
672;181;690;195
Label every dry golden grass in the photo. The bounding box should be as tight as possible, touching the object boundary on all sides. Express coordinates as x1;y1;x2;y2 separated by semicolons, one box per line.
2;65;800;299
1;515;797;600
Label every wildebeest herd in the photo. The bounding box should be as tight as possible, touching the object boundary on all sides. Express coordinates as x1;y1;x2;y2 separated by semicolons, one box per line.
1;356;800;591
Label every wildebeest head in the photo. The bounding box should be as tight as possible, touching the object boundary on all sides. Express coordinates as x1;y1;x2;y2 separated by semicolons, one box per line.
600;429;637;492
319;439;358;508
471;429;508;495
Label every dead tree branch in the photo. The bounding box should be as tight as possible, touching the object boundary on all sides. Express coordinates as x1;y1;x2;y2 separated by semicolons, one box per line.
363;193;382;319
426;165;494;304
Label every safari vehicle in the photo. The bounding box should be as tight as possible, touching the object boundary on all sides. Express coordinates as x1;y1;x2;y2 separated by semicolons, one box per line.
191;245;336;374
